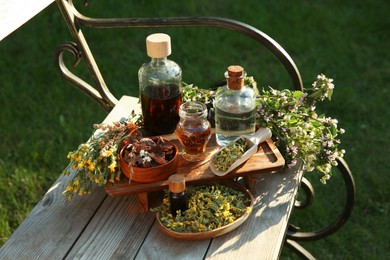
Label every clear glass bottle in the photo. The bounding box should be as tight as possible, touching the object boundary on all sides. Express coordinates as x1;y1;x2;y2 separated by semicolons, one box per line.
138;33;183;135
176;101;212;162
214;65;256;146
168;174;187;217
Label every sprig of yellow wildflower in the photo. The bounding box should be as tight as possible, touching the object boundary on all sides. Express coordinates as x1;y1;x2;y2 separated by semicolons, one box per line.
62;120;140;200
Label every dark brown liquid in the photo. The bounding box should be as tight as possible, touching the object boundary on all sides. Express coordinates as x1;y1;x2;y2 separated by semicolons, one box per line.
141;84;182;135
169;191;187;217
176;125;212;155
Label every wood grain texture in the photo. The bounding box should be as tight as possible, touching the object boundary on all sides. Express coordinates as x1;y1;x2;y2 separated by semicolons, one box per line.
0;173;107;260
66;195;156;259
132;163;302;260
0;96;138;259
205;161;303;260
136;223;210;260
0;96;303;260
105;136;285;197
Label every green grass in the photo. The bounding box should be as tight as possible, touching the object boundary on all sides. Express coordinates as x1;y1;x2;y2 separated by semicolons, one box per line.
1;0;389;258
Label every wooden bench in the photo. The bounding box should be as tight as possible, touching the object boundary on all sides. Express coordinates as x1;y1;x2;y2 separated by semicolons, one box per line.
0;96;304;259
1;1;355;258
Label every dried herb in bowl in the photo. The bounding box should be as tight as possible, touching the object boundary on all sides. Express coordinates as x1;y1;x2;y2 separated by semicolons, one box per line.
212;138;249;172
152;182;251;233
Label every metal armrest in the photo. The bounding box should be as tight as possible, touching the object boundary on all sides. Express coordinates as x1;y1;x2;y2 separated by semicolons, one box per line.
54;0;302;112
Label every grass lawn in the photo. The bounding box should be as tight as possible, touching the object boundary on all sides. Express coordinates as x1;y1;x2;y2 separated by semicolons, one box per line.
1;0;389;258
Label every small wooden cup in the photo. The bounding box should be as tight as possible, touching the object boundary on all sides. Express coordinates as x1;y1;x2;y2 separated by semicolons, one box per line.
119;139;179;183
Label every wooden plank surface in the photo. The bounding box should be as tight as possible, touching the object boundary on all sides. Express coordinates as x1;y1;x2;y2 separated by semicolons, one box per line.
205;162;302;259
0;96;138;259
0;96;303;260
137;223;210;260
0;173;107;259
133;162;302;260
66;195;156;259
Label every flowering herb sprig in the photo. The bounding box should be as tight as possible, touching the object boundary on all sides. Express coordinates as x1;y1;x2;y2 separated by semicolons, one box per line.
182;82;215;105
256;74;345;183
63;74;344;201
62;120;140;201
183;74;345;183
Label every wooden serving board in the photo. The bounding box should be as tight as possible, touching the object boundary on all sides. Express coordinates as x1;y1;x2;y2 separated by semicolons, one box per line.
105;132;285;198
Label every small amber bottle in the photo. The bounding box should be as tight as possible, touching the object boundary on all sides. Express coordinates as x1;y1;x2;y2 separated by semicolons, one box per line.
168;174;187;216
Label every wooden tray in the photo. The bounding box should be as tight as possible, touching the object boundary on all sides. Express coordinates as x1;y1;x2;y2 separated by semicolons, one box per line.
105;132;285;197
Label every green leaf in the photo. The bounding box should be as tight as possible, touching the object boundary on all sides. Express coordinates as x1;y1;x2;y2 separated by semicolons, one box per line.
293;91;304;99
327;89;333;101
331;124;337;136
311;119;322;127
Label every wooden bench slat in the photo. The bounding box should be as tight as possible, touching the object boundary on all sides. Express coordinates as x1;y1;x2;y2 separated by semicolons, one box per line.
0;96;303;260
0;96;138;259
66;196;156;259
206;163;302;259
136;222;210;260
134;163;302;260
0;175;107;259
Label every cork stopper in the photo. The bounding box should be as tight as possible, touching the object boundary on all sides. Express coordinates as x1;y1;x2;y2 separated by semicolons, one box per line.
228;65;244;77
168;174;186;193
146;33;172;58
226;65;245;90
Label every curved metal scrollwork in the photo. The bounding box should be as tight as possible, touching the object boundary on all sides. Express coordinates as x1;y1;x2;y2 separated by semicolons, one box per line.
293;177;315;210
54;41;117;111
55;0;303;112
285;157;356;257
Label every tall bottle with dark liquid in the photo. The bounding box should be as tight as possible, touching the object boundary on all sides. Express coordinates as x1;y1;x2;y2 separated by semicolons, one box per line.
138;33;182;135
214;65;256;146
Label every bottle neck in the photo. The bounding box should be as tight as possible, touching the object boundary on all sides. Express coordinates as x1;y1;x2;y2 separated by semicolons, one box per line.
227;83;244;91
151;57;168;64
179;101;208;120
225;71;246;90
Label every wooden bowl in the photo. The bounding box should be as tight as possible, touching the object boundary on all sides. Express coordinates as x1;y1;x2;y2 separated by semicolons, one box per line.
119;138;179;183
156;180;254;240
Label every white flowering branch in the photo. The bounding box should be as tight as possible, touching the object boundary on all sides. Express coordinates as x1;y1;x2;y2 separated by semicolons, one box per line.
183;74;345;183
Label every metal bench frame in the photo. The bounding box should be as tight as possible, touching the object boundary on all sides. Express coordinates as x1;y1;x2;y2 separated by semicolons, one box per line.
54;1;355;258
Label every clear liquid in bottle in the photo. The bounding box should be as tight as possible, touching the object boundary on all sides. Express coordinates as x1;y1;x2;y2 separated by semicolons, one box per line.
214;65;256;146
215;106;256;146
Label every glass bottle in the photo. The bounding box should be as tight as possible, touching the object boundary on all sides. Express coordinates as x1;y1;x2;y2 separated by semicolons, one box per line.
138;33;183;135
214;65;256;146
168;174;187;217
176;101;212;162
